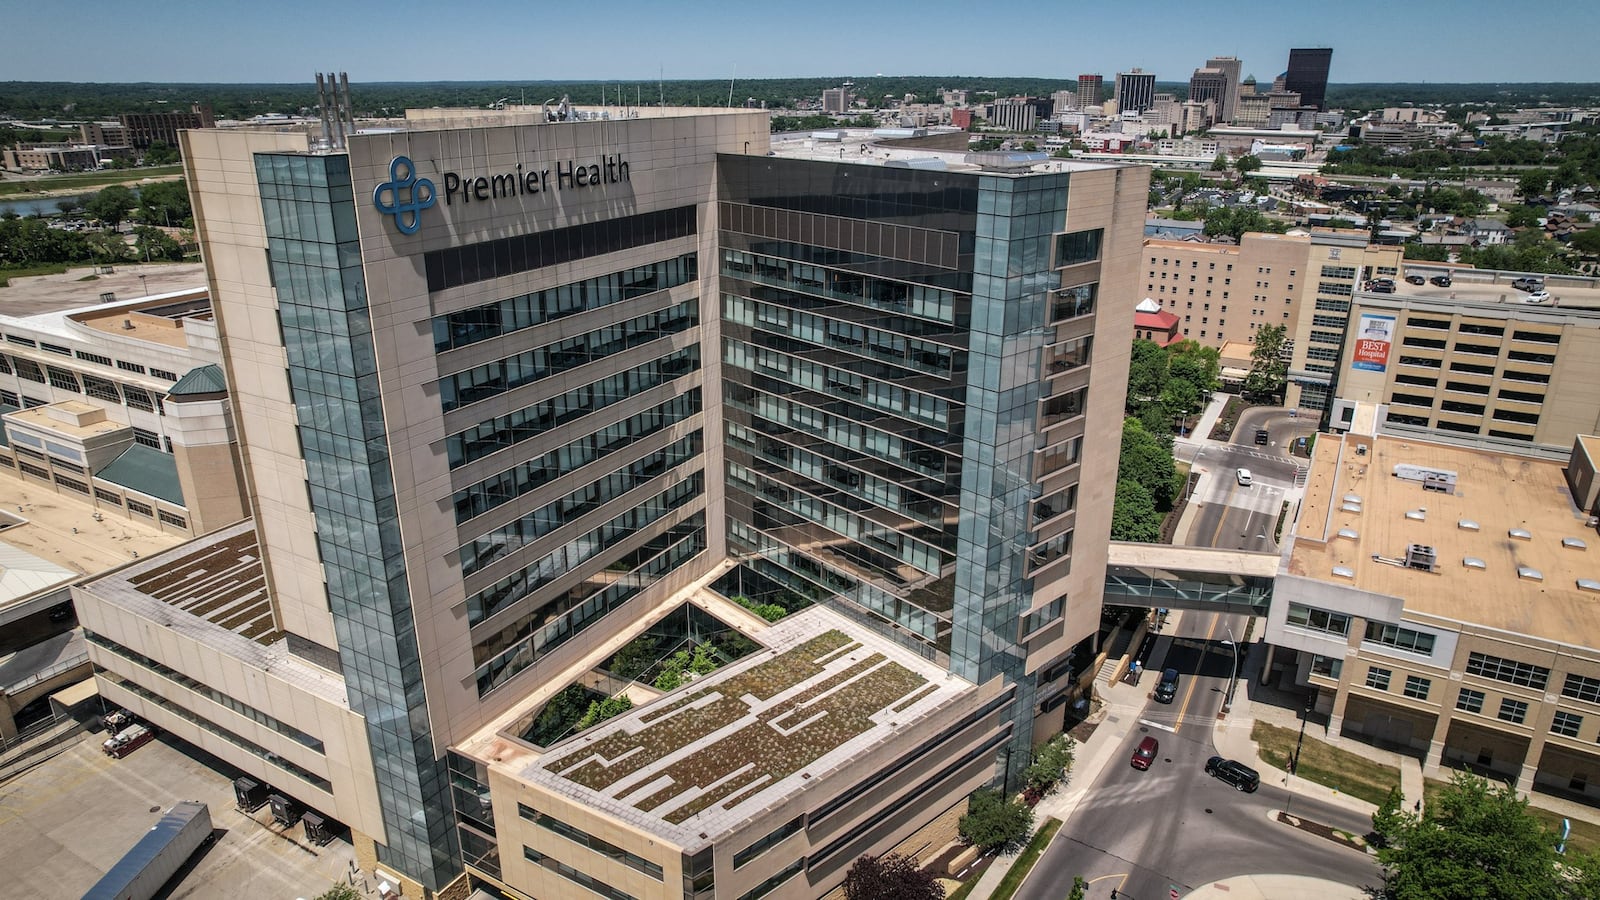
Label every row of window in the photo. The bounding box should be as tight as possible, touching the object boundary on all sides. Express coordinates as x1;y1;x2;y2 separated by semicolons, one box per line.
458;432;703;576
424;205;697;292
439;300;697;412
453;391;701;525
1363;666;1432;700
446;347;700;469
432;253;697;352
1148;256;1236;272
724;382;945;482
88;632;324;752
473;492;705;696
725;340;948;429
0;342;176;381
724;294;957;378
0;360;165;413
722;249;958;325
518;803;662;880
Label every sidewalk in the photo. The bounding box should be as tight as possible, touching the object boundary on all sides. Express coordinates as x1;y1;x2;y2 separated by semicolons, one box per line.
1188;393;1229;445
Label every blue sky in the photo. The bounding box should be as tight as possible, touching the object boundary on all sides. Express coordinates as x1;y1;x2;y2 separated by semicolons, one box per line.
6;0;1598;84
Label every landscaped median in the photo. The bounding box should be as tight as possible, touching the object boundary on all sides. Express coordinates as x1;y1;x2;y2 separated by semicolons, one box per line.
945;818;1063;900
1252;721;1401;807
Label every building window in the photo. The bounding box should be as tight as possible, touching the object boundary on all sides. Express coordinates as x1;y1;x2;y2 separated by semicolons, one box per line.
124;385;155;412
1310;655;1343;679
735;857;804;900
1286;603;1352;636
1456;688;1485;714
76;350;113;366
1056;229;1103;267
149;368;179;381
126;499;153;517
1498;698;1529;725
1552;711;1583;738
13;359;45;384
82;374;121;403
517;804;663;880
158;510;187;528
1403;675;1431;700
132;427;162;449
1563;674;1600;705
1366;667;1392;691
522;848;638;900
1466;652;1549;690
116;360;147;374
734;817;803;870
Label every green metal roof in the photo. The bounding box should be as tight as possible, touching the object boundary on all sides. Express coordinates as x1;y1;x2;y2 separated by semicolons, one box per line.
96;444;184;507
166;364;227;397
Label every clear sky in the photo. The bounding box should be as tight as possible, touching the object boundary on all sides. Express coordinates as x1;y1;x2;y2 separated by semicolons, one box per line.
5;0;1598;84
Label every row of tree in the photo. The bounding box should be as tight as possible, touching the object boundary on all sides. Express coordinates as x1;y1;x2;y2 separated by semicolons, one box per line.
1113;339;1223;542
0;217;184;268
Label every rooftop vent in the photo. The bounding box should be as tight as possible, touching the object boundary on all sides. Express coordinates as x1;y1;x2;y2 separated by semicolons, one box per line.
1578;579;1600;593
1341;502;1362;514
1337;528;1359;540
1463;557;1487;570
1343;493;1362;505
1405;544;1438;572
1518;566;1544;581
1509;528;1532;540
1458;519;1480;531
1563;537;1588;550
1332;565;1355;579
1405;509;1427;521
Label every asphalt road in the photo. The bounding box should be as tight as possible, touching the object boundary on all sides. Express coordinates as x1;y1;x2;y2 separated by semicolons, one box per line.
1015;611;1382;900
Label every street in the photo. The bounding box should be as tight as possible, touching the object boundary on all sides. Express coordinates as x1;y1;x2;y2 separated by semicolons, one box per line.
1014;610;1381;900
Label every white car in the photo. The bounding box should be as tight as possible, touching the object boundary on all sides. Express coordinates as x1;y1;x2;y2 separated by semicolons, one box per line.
1236;468;1253;486
1523;290;1552;304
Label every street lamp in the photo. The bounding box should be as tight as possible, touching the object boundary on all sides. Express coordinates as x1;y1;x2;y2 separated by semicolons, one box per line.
138;274;147;297
1220;626;1240;712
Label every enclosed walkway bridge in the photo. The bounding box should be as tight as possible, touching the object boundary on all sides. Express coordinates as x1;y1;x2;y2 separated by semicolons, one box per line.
1102;542;1279;616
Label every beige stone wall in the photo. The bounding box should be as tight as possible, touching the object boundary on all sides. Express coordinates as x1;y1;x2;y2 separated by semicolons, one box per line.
181;127;336;648
1141;233;1310;351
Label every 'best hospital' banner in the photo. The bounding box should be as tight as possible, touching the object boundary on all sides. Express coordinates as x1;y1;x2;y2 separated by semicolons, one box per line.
1352;313;1396;372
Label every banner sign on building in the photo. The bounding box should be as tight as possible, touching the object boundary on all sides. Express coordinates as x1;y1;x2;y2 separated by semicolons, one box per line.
1352;313;1395;372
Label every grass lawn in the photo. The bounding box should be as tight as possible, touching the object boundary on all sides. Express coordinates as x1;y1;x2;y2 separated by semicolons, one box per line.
1252;720;1401;807
0;166;184;197
989;817;1062;900
0;262;73;287
1424;777;1600;855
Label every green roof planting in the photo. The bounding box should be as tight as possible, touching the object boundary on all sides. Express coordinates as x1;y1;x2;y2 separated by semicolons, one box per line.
96;444;184;506
526;606;973;845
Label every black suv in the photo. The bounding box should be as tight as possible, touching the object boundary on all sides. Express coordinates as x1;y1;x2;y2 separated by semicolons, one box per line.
1154;667;1180;703
1205;756;1260;792
1430;274;1452;287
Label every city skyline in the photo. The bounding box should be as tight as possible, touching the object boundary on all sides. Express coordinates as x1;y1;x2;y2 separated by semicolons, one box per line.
3;0;1599;86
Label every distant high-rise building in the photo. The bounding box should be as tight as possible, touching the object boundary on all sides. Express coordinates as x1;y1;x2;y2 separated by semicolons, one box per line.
822;87;850;114
1285;48;1333;111
1204;56;1242;122
1077;74;1104;109
1188;68;1229;126
1114;69;1156;115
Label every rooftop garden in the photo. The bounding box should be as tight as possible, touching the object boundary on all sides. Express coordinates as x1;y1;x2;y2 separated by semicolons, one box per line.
548;629;931;825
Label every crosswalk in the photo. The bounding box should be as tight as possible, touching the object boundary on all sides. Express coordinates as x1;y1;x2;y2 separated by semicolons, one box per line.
1197;479;1284;517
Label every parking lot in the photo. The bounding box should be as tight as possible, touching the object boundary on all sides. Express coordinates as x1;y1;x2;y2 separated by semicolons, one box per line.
0;728;357;899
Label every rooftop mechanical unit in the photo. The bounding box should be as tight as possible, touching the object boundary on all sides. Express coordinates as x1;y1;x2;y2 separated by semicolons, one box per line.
1404;543;1438;572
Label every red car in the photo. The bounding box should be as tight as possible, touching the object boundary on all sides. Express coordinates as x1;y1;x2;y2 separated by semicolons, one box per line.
1130;735;1159;770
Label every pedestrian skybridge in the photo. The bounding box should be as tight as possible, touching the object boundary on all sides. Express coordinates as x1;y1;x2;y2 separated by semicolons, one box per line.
1102;542;1279;616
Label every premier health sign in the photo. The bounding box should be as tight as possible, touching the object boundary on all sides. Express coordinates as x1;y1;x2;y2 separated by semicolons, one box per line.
1352;313;1396;372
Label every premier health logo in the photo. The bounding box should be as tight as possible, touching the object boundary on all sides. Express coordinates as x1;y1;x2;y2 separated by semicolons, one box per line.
373;155;436;234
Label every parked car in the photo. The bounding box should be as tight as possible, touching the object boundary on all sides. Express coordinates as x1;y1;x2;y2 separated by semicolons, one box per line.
1430;274;1452;287
1204;756;1261;792
1512;277;1543;292
1131;735;1160;770
1154;667;1181;703
1404;274;1426;285
1524;290;1552;304
1236;467;1253;486
1366;278;1396;294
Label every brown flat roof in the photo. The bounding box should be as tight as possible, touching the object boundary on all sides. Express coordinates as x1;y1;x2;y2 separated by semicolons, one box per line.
75;309;190;348
1288;432;1600;643
120;526;280;644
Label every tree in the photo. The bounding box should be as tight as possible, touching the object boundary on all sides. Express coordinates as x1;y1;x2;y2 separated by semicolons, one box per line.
1165;340;1221;413
1125;339;1169;409
1374;771;1569;900
1244;324;1288;399
143;141;179;166
1111;479;1162;543
1067;876;1088;900
842;854;944;900
313;885;361;900
1518;170;1550;202
1201;206;1288;242
137;179;192;227
1369;785;1406;849
55;198;80;216
1023;734;1076;798
1570;227;1600;256
134;226;183;262
1118;417;1182;509
84;185;136;227
1404;243;1450;262
1233;154;1262;177
1505;204;1544;229
575;695;632;731
608;635;658;681
958;788;1034;853
1210;153;1229;171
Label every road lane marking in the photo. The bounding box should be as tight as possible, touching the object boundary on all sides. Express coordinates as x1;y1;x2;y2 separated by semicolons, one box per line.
1138;718;1176;733
1172;612;1222;733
